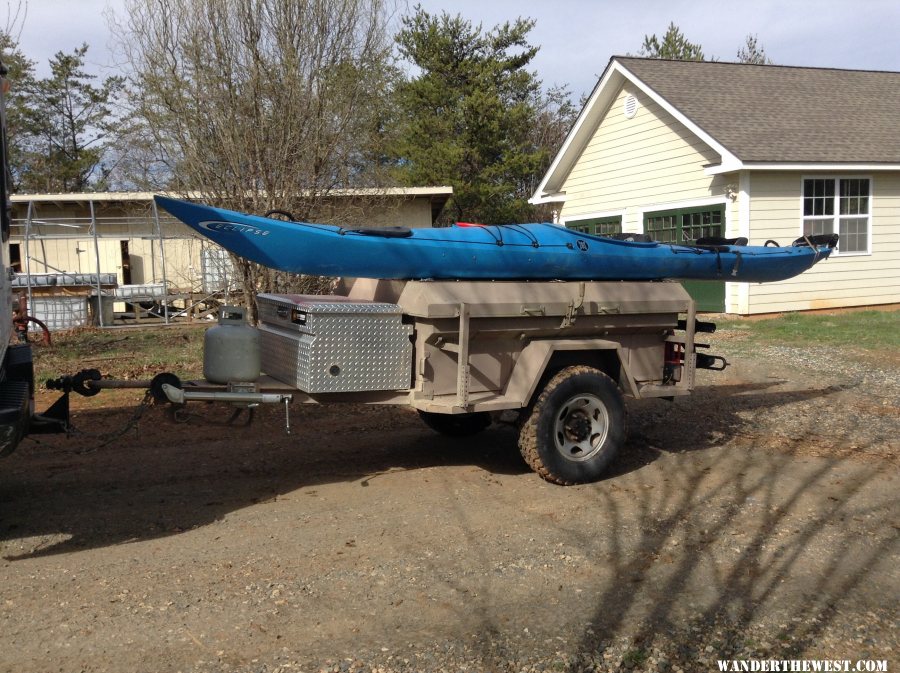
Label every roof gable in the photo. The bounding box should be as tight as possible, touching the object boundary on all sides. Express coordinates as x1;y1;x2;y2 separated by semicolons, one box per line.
618;57;900;164
532;57;900;203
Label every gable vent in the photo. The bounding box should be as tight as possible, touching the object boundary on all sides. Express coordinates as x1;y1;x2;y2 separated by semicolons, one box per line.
623;94;639;119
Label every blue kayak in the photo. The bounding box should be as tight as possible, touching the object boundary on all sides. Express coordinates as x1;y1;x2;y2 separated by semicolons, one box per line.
155;196;837;283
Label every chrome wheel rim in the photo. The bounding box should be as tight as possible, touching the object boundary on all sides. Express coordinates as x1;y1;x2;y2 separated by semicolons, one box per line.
553;393;609;462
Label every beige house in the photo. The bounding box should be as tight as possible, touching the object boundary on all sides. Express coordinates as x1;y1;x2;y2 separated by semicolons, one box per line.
10;187;452;293
531;57;900;313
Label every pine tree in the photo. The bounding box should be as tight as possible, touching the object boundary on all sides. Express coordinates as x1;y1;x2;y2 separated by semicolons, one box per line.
391;7;569;225
0;30;37;190
16;44;124;192
639;22;706;61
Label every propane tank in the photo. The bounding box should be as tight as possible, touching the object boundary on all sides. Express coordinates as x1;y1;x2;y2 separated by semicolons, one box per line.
203;306;261;384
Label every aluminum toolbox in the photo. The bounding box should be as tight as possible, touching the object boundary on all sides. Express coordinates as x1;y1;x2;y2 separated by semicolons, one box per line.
257;293;412;393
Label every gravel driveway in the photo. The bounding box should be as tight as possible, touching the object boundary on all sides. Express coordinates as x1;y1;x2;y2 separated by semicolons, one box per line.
1;332;897;673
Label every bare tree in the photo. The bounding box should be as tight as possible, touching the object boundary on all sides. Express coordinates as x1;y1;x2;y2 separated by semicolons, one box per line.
737;33;773;64
117;0;397;313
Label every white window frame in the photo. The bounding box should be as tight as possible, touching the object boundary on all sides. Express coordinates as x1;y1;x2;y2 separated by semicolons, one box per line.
800;176;872;256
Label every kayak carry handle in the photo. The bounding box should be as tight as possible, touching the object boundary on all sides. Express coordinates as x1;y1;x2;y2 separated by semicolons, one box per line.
264;209;298;221
792;233;839;248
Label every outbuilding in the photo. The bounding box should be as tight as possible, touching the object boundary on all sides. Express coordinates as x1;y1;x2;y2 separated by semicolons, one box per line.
9;188;451;327
11;187;452;292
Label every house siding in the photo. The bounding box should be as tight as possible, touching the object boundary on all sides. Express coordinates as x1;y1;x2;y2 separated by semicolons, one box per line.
560;85;730;233
744;171;900;313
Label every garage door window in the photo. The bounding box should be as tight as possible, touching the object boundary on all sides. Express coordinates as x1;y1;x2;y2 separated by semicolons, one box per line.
645;207;722;243
565;216;622;237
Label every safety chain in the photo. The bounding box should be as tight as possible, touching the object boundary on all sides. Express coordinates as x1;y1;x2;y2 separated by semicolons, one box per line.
68;389;155;449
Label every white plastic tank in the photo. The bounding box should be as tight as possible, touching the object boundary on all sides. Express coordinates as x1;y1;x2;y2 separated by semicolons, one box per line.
203;306;261;384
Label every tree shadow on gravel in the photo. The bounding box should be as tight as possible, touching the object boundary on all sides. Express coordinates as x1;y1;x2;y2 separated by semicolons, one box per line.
551;381;898;672
386;380;896;673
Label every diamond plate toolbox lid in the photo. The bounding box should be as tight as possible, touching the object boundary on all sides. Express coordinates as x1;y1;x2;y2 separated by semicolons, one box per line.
257;293;403;333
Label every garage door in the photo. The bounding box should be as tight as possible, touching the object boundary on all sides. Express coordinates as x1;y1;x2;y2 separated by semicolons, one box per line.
644;205;726;312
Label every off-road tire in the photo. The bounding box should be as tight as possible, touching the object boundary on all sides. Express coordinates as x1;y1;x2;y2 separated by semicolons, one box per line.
518;366;625;485
417;410;492;437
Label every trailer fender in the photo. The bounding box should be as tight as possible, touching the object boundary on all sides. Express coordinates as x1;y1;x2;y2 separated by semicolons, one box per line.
502;338;639;408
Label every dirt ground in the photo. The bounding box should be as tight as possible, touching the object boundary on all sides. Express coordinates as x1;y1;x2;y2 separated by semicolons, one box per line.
1;335;898;673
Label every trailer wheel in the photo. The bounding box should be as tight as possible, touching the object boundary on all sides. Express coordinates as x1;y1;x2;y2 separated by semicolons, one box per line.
417;410;492;437
518;366;625;485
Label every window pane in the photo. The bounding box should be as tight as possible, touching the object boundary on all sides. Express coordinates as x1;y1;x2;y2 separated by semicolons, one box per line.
803;179;868;255
839;217;868;253
679;210;723;242
803;178;833;216
646;215;677;242
803;198;814;216
839;179;869;216
803;218;833;236
598;220;622;236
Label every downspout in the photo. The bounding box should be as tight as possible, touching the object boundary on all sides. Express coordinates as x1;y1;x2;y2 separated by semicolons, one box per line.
737;170;751;315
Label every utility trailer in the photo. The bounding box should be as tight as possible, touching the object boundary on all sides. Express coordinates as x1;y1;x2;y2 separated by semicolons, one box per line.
110;277;724;485
0;58;724;480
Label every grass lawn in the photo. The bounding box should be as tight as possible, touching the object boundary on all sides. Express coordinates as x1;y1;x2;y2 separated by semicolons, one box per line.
29;324;207;386
714;309;899;352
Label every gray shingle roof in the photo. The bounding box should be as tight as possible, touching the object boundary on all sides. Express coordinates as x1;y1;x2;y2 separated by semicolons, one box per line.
616;57;900;164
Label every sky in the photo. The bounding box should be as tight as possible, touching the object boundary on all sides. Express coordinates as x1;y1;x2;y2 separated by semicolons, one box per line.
9;0;900;100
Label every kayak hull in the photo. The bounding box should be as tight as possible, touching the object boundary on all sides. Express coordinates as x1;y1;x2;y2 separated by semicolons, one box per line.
155;196;834;283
